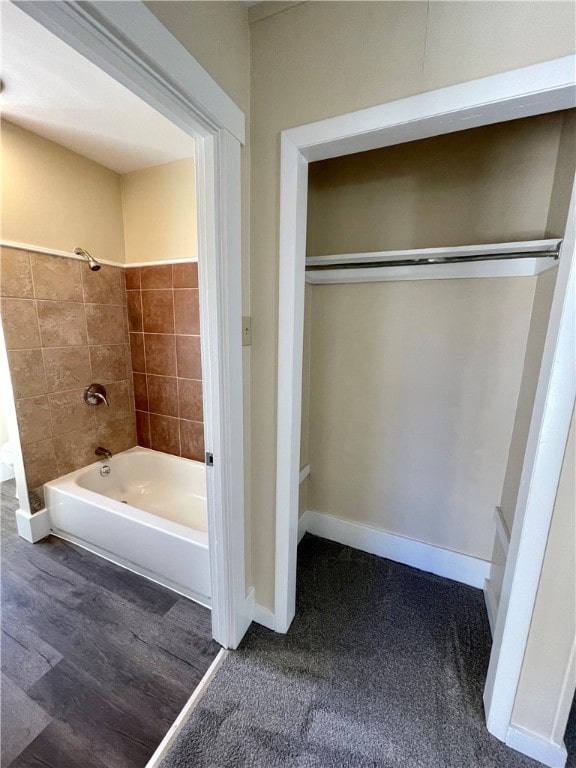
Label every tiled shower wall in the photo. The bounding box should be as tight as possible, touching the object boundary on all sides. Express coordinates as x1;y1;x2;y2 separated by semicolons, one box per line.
125;263;204;462
0;247;136;490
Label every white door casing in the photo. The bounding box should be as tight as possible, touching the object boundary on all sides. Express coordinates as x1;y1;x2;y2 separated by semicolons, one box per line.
275;54;576;751
14;0;249;649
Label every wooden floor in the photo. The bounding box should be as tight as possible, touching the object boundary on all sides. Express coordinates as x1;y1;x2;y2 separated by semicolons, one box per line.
0;480;220;768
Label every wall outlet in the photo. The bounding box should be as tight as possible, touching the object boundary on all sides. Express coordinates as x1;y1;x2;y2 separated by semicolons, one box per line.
242;316;252;346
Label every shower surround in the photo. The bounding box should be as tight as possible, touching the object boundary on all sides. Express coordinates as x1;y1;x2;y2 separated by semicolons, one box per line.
0;246;136;490
125;262;204;462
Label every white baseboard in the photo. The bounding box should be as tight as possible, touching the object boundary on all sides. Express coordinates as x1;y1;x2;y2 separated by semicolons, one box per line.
484;578;499;636
304;510;491;589
506;724;567;768
16;508;50;543
298;510;309;544
252;601;275;631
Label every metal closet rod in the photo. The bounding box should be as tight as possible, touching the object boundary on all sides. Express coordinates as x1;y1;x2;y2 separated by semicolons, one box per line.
305;249;560;271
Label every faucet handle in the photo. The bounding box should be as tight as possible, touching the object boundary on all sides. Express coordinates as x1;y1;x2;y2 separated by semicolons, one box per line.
85;383;109;407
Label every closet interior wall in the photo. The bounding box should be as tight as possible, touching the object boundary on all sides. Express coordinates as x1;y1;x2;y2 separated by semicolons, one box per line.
301;110;576;566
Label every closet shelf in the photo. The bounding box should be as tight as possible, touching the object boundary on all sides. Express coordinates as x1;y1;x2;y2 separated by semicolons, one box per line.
305;239;562;284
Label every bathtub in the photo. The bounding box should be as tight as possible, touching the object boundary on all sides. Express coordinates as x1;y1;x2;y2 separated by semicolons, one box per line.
44;446;211;606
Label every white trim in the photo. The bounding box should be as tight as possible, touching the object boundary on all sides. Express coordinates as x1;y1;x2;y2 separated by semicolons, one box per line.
0;322;29;515
299;464;310;484
284;56;576;162
124;258;198;267
1;240;198;268
275;57;576;762
484;579;499;637
15;508;51;543
494;507;511;557
14;1;248;650
304;511;490;589
145;648;228;768
252;602;276;631
505;725;567;768
274;134;309;634
305;258;552;284
306;240;561;266
298;510;309;544
15;1;245;144
484;178;576;740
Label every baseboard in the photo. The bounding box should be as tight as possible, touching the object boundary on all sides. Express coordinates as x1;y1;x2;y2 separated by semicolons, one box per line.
304;510;491;589
15;508;50;543
484;578;498;636
298;510;309;543
252;601;275;631
506;724;567;768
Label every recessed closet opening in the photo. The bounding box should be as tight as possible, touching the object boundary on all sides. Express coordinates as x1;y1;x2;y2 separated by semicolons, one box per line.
299;110;574;577
283;91;576;765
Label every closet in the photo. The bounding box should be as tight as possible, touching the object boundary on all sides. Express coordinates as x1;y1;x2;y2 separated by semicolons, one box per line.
299;109;575;607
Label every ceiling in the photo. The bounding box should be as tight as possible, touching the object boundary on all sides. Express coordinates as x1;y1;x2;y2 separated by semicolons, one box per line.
1;2;196;174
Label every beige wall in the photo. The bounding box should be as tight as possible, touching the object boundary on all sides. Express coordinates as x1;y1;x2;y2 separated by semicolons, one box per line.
307;113;566;256
499;266;558;533
512;409;575;744
250;0;576;608
547;111;576;237
306;278;534;559
121;158;197;264
1;121;125;264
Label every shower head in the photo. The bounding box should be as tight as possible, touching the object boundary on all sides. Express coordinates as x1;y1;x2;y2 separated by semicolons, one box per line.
74;247;101;271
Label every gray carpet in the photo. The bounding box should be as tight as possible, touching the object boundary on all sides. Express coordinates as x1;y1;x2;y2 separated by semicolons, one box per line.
160;535;575;767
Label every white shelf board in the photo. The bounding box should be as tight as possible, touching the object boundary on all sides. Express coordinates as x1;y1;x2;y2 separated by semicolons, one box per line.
305;239;561;283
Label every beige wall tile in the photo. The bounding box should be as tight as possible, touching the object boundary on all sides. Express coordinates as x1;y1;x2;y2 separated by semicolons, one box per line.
95;380;131;427
43;346;91;393
37;301;87;347
82;265;125;305
89;344;128;383
96;415;137;455
85;304;127;346
1;298;41;349
23;437;58;489
180;419;204;462
16;396;53;445
30;252;83;302
49;389;96;436
7;349;47;398
54;427;98;476
0;248;33;298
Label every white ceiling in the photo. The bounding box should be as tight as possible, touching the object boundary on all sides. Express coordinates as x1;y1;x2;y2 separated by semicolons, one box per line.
1;2;196;174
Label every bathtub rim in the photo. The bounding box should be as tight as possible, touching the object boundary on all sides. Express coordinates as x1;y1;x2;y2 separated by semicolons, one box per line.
44;446;208;546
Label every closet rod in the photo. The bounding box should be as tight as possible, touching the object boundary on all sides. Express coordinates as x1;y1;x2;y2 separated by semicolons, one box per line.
305;250;560;271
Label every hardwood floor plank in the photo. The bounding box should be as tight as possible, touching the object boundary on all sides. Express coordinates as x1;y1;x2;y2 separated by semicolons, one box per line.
163;596;214;635
0;674;52;767
33;536;180;616
1;624;63;691
1;484;219;767
9;719;113;768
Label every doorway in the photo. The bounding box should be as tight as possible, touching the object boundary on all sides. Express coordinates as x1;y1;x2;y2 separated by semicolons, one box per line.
274;54;576;759
3;1;249;650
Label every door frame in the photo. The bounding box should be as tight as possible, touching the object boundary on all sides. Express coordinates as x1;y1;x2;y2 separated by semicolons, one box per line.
274;53;576;746
15;0;249;649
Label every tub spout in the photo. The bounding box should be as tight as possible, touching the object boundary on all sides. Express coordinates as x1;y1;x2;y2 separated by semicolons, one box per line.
95;447;112;461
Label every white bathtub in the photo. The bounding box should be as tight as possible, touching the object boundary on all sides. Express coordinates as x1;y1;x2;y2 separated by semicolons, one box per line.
44;446;211;606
